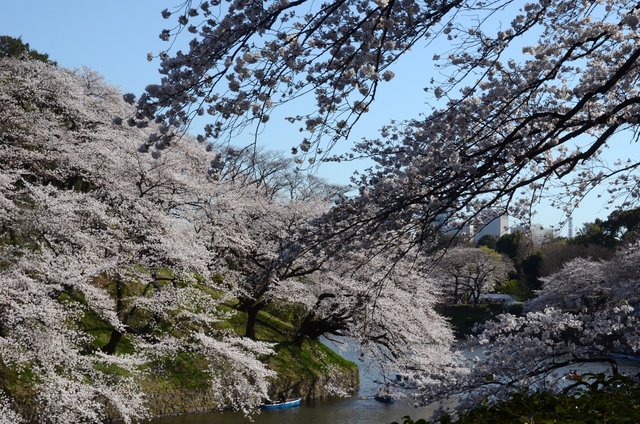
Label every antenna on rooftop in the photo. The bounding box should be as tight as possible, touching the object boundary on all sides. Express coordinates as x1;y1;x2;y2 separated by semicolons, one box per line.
568;216;574;239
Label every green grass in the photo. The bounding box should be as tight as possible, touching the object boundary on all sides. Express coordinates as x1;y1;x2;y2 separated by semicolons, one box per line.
0;362;39;402
217;304;357;389
268;340;357;381
143;352;212;391
220;304;357;375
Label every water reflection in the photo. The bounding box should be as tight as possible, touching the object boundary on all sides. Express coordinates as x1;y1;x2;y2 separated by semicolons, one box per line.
146;397;435;424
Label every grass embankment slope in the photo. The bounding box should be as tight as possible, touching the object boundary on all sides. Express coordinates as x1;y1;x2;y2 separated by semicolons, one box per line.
138;300;358;398
224;300;358;394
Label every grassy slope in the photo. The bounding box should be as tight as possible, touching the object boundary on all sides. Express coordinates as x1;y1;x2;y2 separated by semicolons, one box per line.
231;304;358;386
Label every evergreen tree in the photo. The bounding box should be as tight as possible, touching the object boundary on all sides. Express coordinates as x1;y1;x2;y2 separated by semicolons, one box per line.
0;35;54;64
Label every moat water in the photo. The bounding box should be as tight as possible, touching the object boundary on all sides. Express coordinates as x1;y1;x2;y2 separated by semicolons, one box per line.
146;337;436;424
145;341;640;424
146;396;437;424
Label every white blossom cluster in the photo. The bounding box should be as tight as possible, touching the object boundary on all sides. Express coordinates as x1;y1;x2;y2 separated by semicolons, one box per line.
343;0;640;246
301;249;456;375
132;0;452;162
104;0;640;418
528;246;640;312
198;152;456;375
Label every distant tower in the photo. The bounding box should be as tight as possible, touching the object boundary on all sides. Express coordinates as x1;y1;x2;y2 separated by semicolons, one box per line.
568;216;574;239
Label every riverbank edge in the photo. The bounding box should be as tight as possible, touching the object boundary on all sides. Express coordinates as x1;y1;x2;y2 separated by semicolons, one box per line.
142;365;360;418
6;342;359;422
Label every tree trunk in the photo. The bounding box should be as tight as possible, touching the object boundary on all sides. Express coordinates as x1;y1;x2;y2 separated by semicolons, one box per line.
244;303;263;340
293;313;315;347
102;274;125;355
101;330;123;355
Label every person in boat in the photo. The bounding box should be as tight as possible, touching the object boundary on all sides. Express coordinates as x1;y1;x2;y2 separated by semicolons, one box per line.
278;392;286;403
564;369;581;381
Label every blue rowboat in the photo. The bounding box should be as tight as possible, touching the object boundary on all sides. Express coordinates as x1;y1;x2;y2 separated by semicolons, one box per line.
374;395;394;403
260;398;302;409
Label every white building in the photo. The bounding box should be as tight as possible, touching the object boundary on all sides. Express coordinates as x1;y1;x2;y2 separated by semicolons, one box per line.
530;223;555;246
480;293;518;303
509;223;556;247
473;215;510;241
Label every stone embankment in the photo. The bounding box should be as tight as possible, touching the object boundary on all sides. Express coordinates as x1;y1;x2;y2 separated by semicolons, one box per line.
142;367;359;418
268;366;359;402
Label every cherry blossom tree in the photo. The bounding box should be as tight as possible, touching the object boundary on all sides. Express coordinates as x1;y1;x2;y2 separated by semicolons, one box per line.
420;305;640;419
131;0;456;152
602;245;640;308
272;247;457;379
120;1;640;390
529;244;640;312
216;193;329;340
0;57;277;421
525;257;607;311
0;59;151;423
13;0;640;414
342;250;455;374
418;243;640;419
184;145;351;340
126;0;640;255
436;246;513;305
190;163;457;383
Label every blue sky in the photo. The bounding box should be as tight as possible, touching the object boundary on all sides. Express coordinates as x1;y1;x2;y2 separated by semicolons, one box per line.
2;1;167;96
3;1;636;236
